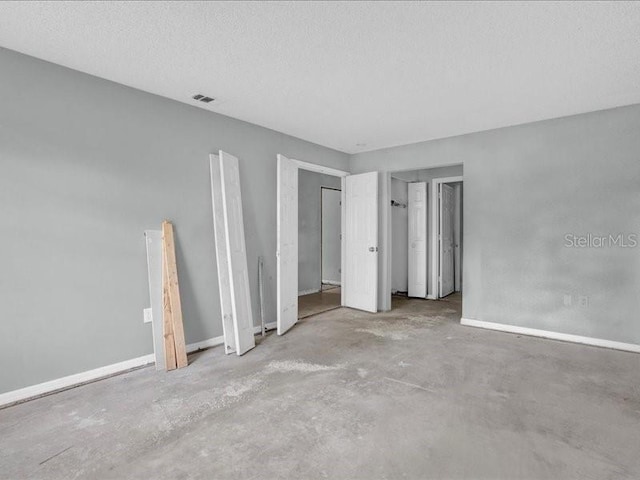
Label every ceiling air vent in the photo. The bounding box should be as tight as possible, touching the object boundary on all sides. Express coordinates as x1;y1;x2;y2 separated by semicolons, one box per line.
192;94;215;103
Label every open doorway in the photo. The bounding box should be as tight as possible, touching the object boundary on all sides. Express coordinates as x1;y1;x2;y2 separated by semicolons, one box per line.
297;171;343;319
277;155;378;335
434;179;463;298
387;165;463;308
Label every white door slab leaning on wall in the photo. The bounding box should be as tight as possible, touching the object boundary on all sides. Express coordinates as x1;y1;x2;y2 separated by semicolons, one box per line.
144;230;167;370
344;172;379;312
408;182;427;298
439;183;455;297
218;151;256;355
209;154;236;354
277;154;299;335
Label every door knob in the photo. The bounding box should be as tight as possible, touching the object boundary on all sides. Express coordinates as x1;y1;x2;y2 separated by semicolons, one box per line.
369;247;378;252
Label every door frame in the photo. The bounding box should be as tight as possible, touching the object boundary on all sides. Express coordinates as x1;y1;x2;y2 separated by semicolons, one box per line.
430;176;463;299
280;158;349;307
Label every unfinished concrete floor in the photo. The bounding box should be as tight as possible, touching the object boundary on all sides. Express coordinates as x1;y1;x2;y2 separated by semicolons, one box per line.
298;286;341;319
1;294;639;479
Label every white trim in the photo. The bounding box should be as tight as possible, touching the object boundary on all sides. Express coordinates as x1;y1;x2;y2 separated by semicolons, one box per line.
0;335;225;408
426;294;437;300
0;325;288;409
298;288;321;296
186;335;225;353
341;177;347;306
460;318;640;354
293;159;349;177
380;172;392;311
382;162;465;176
430;175;463;299
259;321;278;332
0;354;155;408
380;172;392;312
322;280;342;286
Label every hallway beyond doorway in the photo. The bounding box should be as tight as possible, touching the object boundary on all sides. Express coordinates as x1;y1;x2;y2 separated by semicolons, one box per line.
298;286;341;319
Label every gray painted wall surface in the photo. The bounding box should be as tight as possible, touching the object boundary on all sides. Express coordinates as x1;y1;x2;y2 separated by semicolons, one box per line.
0;47;348;394
298;170;341;294
390;178;408;293
321;188;342;284
352;105;640;346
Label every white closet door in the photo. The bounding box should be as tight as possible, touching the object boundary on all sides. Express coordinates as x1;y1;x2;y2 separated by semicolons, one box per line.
276;154;299;335
344;172;378;312
219;151;256;355
209;154;236;354
439;183;455;298
408;182;427;298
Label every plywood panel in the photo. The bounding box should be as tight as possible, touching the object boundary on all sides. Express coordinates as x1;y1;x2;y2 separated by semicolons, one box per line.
162;220;188;368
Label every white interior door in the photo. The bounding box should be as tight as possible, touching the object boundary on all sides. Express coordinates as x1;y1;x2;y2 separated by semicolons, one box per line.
439;183;455;297
219;151;256;355
408;182;427;298
277;154;299;335
209;154;236;354
344;172;378;312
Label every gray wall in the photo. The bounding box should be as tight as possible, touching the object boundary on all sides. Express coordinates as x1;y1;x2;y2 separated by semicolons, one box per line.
321;188;342;284
352;105;640;346
0;47;349;394
298;170;341;294
390;177;408;293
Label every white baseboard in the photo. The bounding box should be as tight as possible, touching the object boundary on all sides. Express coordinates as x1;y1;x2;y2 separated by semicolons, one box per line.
0;322;284;409
426;294;437;300
460;318;640;354
186;334;225;353
322;280;341;286
298;288;320;296
0;353;156;409
254;322;277;333
0;334;225;408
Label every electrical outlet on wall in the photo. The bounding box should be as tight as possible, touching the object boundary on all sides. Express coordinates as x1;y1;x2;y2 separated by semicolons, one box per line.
143;308;153;324
579;296;589;308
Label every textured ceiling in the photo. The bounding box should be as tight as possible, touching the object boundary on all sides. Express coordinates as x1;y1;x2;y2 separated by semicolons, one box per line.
1;1;640;154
